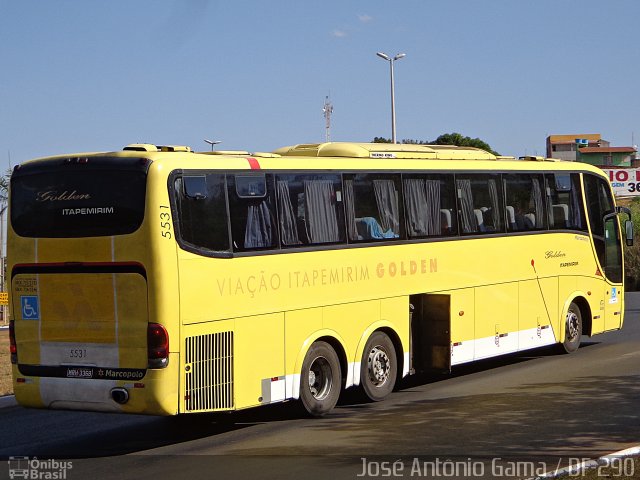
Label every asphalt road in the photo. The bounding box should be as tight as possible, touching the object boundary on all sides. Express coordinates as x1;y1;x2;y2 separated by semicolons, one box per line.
1;296;639;480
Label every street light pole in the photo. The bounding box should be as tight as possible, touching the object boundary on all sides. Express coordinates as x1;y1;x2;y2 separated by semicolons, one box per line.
204;139;221;151
376;52;406;144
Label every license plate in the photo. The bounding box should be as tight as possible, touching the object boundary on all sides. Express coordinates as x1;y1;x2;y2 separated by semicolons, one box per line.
66;367;93;379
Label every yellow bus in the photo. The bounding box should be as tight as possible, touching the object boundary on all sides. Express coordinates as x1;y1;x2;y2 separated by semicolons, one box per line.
8;142;633;416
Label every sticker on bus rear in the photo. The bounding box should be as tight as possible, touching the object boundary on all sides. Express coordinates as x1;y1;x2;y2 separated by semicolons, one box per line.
610;287;618;304
20;296;40;320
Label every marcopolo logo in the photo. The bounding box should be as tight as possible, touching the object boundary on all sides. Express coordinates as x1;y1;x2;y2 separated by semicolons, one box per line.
8;457;72;479
97;368;145;380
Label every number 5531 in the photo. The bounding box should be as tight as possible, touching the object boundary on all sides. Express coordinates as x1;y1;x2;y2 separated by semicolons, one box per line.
160;206;172;239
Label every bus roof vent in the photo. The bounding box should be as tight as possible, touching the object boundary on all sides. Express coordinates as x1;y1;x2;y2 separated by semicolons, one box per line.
274;142;440;158
273;143;325;157
123;144;159;152
201;150;252;156
123;144;192;153
199;151;281;158
519;155;546;162
252;152;281;158
274;142;497;160
158;145;192;153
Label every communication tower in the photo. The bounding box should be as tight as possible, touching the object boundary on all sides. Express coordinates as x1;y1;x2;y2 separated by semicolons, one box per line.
323;96;333;143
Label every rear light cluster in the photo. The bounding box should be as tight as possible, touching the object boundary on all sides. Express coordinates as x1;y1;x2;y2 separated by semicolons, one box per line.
9;320;17;364
147;323;169;369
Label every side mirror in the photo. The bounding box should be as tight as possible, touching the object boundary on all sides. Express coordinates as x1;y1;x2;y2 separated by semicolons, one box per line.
615;206;634;247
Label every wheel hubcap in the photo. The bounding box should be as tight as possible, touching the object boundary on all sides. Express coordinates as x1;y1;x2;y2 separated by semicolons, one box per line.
308;356;332;400
567;311;580;340
367;346;391;387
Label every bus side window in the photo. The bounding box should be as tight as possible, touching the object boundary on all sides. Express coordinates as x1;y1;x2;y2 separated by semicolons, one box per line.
504;174;547;232
456;174;503;234
174;174;230;253
402;173;457;238
344;174;403;242
276;174;346;246
545;173;588;232
228;174;279;251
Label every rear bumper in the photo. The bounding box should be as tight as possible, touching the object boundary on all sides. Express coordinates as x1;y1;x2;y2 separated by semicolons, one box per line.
12;352;180;416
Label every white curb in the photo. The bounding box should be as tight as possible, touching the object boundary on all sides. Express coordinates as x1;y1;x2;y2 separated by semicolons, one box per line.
0;395;17;409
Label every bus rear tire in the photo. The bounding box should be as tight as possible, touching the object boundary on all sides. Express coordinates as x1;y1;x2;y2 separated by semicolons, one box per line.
300;341;341;417
560;302;582;354
360;331;397;402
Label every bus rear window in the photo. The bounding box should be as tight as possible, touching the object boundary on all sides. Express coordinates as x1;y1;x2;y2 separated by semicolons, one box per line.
11;157;148;238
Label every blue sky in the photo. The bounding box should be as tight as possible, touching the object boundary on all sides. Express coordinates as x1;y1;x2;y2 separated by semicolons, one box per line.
1;0;639;168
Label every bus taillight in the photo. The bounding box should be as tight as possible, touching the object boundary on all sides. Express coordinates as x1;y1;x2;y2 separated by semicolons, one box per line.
147;323;169;369
9;320;17;364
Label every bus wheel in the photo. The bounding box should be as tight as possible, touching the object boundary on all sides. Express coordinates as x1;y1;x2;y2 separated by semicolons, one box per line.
360;331;397;402
561;302;582;354
300;341;341;417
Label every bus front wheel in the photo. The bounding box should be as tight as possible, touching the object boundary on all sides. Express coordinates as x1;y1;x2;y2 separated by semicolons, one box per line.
300;341;342;417
561;302;582;354
360;331;397;402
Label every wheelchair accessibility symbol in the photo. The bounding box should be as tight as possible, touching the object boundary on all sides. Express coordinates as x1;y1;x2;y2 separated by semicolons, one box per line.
20;296;40;320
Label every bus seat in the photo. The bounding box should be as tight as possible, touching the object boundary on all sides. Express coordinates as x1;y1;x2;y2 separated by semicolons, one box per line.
440;208;452;233
552;204;569;228
474;209;486;232
505;205;516;230
525;213;536;229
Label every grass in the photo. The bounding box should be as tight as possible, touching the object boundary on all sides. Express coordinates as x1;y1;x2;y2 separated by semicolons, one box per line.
0;329;12;396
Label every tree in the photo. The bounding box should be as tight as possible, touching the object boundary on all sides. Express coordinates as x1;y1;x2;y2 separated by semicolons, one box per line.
372;137;427;145
623;197;640;290
371;132;499;155
0;168;10;204
431;133;499;156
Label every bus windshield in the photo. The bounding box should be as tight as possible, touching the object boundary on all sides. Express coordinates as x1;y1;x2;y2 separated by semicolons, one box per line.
11;157;148;238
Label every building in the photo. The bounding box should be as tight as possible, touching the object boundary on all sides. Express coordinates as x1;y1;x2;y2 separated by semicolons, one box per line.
576;146;637;167
546;133;637;167
546;134;606;161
